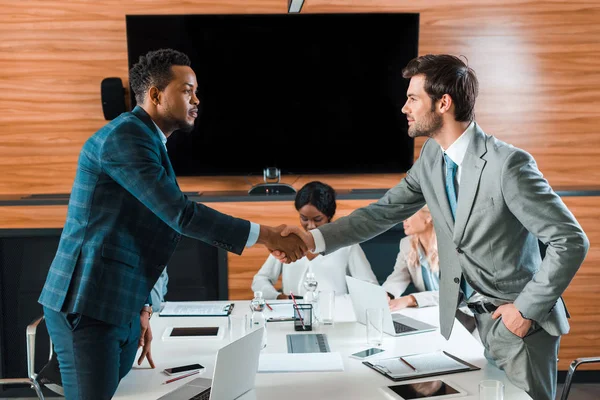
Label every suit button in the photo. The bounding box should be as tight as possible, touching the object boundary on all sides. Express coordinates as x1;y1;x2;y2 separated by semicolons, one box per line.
173;235;181;243
456;247;464;254
454;277;460;284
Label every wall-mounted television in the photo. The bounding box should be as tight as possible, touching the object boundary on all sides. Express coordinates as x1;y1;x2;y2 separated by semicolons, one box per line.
125;13;419;177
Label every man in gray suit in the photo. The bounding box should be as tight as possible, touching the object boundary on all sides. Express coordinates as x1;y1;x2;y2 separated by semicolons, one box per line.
280;54;589;400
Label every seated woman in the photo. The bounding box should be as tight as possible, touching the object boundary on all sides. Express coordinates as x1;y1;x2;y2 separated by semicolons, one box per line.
382;205;477;334
252;181;378;300
382;205;439;310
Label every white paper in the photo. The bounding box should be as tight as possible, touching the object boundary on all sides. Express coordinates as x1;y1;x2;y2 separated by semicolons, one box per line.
372;351;468;378
258;352;344;373
265;303;295;321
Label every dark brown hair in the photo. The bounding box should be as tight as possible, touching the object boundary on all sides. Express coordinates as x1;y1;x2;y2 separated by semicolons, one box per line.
402;54;478;122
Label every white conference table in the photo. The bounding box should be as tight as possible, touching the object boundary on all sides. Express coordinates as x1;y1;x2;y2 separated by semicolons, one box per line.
114;296;531;399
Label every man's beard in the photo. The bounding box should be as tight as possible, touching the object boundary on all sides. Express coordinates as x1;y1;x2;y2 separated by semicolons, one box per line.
163;111;195;134
408;110;443;138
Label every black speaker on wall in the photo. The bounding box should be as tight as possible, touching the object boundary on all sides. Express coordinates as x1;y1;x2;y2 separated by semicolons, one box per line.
101;77;126;120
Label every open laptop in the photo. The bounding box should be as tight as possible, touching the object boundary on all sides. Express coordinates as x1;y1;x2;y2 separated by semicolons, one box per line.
158;326;264;400
345;276;437;337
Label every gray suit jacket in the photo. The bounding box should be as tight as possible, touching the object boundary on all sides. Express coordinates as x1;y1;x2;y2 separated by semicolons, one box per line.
319;124;589;339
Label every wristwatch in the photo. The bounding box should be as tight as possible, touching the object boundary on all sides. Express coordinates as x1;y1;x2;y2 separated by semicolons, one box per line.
141;305;153;319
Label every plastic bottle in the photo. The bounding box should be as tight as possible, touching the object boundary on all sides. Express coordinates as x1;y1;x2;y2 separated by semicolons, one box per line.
250;290;267;348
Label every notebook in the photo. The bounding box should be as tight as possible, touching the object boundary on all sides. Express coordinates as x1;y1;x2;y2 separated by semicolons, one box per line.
159;302;234;317
363;350;479;382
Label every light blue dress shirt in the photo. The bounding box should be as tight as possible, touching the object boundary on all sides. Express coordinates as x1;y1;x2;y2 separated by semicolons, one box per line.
418;246;439;292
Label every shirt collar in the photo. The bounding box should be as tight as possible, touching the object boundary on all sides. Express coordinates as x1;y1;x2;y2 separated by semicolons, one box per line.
152;121;168;151
442;121;475;166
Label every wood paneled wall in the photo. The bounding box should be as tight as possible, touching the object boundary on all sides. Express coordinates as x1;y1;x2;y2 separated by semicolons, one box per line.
0;1;599;193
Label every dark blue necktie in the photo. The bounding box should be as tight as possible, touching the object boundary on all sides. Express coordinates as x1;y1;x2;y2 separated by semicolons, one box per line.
443;153;474;300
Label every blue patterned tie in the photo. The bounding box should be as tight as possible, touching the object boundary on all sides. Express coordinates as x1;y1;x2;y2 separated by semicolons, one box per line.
443;153;475;300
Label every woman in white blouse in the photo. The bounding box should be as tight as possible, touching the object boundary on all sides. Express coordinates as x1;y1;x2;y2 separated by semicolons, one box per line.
251;181;378;300
382;205;440;310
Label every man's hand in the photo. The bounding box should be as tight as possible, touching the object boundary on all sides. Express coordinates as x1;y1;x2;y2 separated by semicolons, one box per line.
137;309;155;368
269;225;316;263
257;225;308;262
389;295;417;311
492;303;532;338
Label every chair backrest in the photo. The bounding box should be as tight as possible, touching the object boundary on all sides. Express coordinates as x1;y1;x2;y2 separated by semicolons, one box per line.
359;223;405;286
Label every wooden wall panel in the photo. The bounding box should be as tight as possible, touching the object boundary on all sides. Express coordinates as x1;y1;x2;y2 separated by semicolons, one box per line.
1;1;599;194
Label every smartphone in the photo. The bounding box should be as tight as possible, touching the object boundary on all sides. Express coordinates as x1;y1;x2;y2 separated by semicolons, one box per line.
163;363;204;376
349;347;386;360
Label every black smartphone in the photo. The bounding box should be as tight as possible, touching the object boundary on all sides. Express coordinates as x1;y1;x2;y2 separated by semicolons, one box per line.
163;363;204;376
170;327;219;337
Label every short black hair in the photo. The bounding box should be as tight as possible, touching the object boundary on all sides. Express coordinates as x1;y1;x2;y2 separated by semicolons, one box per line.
129;48;191;105
294;181;336;220
402;54;478;122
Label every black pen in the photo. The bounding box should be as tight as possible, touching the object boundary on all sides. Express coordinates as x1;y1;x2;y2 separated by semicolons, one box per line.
399;357;417;372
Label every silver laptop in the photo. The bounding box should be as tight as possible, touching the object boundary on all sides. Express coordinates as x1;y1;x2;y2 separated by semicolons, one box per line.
345;276;437;337
158;326;264;400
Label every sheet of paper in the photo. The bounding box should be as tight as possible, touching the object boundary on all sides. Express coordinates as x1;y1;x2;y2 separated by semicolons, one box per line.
371;351;468;378
265;303;295;321
258;352;344;373
402;351;467;373
159;301;232;316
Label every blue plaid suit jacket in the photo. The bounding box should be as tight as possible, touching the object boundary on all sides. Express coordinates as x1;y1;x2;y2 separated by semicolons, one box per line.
39;106;250;326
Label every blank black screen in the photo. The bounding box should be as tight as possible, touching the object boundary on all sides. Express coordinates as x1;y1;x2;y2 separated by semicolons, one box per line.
388;380;460;398
125;13;419;176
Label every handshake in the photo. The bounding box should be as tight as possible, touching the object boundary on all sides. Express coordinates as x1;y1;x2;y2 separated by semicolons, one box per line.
257;225;316;263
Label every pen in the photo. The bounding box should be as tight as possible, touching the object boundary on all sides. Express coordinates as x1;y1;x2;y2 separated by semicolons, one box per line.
265;302;273;311
289;292;305;328
399;357;417;372
162;370;200;385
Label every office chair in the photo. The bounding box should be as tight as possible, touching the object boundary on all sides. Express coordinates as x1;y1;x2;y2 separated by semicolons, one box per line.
559;356;600;400
0;315;64;399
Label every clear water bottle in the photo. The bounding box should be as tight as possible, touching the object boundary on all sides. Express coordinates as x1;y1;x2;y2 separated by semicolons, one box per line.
250;291;267;348
303;272;319;324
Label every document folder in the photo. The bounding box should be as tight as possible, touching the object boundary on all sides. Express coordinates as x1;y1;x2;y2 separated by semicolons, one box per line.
159;302;234;317
363;350;479;382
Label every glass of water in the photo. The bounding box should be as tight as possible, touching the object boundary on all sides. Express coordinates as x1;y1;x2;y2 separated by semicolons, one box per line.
366;308;384;346
318;290;335;325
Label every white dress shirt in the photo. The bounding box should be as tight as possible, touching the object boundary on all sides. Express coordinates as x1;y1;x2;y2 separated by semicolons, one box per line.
251;244;378;300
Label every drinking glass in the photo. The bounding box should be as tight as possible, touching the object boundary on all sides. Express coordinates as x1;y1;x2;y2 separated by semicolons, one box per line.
318;290;335;325
479;380;504;400
366;308;384;346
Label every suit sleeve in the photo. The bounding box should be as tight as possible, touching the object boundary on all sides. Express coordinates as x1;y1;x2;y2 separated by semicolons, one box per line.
346;244;378;285
317;141;429;254
382;237;412;298
100;123;250;255
503;150;589;322
251;255;284;300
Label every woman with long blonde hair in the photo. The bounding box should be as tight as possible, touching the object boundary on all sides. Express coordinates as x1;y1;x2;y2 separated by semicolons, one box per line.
382;205;440;310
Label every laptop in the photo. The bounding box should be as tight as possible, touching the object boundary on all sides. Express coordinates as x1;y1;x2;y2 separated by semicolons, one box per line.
157;326;264;400
345;276;437;337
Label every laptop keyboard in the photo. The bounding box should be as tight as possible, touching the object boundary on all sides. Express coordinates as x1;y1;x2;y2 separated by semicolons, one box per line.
190;388;211;400
393;321;418;334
